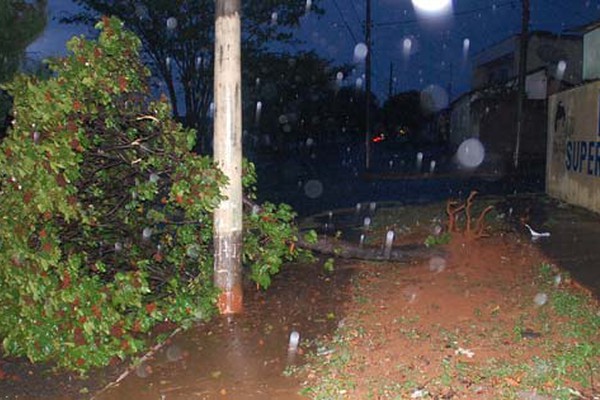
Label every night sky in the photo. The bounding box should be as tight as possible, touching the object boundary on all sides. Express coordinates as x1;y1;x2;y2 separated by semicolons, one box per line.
27;0;600;102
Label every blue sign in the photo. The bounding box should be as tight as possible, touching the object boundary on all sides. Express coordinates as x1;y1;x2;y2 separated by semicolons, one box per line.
565;140;600;176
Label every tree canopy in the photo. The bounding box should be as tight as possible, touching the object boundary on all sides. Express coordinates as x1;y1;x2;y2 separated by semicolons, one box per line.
0;0;47;134
63;0;323;152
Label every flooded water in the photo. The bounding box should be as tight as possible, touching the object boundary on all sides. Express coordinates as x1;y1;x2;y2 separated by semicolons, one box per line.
513;196;600;300
95;263;354;400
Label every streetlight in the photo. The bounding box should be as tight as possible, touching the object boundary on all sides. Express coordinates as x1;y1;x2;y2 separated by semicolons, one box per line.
412;0;452;14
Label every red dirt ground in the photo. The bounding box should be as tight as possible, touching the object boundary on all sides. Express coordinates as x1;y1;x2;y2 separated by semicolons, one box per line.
302;228;600;399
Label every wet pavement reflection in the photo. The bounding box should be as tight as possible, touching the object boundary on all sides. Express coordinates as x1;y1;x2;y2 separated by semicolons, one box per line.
533;202;600;300
97;262;354;400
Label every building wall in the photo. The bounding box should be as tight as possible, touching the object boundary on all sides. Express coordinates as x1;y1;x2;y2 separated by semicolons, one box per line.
472;33;583;90
449;92;485;148
477;95;547;159
583;28;600;81
547;81;600;213
449;94;473;146
524;35;583;86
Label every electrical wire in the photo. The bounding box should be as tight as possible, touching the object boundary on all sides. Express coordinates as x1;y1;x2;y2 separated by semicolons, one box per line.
347;0;363;27
331;0;359;43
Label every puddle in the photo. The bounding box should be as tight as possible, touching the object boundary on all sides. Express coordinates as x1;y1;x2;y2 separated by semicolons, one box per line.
498;194;600;299
96;262;354;399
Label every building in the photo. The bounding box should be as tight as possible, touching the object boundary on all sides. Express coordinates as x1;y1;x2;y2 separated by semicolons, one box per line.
547;20;600;213
472;31;582;91
450;31;583;172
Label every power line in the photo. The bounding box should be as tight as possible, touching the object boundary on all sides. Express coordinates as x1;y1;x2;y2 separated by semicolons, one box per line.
348;0;363;27
331;0;359;43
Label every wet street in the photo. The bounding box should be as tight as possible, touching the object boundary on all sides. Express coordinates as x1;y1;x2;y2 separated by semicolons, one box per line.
509;195;600;300
96;263;354;399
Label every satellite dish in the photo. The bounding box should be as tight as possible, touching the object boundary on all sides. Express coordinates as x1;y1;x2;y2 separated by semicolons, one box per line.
536;44;568;63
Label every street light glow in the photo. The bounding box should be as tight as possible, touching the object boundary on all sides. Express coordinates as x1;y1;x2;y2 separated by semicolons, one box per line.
412;0;452;13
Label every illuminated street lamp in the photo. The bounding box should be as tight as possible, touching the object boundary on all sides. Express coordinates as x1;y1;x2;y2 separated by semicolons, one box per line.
412;0;452;14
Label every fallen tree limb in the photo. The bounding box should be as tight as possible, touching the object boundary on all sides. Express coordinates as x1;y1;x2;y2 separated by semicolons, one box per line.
296;234;444;262
244;196;445;262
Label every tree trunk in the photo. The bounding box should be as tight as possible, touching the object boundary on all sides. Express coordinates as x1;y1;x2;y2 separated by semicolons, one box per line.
213;0;243;314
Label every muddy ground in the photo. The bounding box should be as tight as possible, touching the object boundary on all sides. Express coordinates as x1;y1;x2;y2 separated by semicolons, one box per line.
298;197;600;400
1;194;599;399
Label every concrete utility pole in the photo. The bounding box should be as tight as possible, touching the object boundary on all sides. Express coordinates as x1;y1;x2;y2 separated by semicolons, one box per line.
213;0;243;314
365;0;372;170
513;0;530;169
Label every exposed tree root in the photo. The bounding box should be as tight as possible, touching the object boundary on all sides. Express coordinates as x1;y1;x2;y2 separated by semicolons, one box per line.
446;191;493;240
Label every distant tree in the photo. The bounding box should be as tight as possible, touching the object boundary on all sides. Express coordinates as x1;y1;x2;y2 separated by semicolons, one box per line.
243;51;353;150
331;86;380;141
64;0;323;152
0;0;47;135
381;90;426;140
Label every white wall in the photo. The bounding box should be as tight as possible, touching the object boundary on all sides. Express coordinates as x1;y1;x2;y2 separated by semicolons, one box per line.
547;81;600;213
584;28;600;81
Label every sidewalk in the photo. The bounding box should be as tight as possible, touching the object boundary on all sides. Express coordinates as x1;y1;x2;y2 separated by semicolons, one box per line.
506;193;600;300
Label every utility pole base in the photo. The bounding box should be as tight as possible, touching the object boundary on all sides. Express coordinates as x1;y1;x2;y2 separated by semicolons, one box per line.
217;286;243;314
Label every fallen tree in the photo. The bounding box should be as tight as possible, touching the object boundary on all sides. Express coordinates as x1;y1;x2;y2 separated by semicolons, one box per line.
242;197;445;263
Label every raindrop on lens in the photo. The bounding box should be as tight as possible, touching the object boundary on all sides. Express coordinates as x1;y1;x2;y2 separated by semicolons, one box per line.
416;152;423;171
353;42;368;62
429;256;447;273
384;230;395;259
463;38;470;57
403;37;412;57
278;114;289;125
429;160;436;174
456;138;485;168
255;101;262;124
554;274;562;286
166;17;178;30
135;362;151;378
369;202;376;212
186;244;199;259
288;331;300;352
305;0;312;13
534;293;548;307
556;60;567;80
303;179;323;199
420;84;449;114
166;344;183;361
135;4;149;20
142;227;152;240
